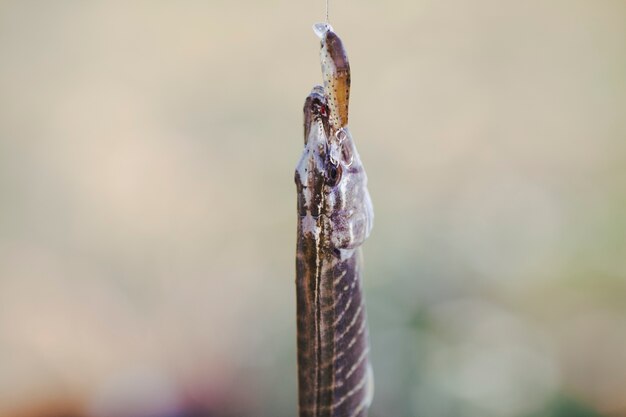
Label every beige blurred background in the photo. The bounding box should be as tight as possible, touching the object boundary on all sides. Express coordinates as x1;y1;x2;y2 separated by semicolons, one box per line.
1;1;625;416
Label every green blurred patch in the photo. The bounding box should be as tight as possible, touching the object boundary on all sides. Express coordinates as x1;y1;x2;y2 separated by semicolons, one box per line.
525;394;605;417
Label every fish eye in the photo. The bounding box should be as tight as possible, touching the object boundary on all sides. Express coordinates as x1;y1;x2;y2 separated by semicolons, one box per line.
313;100;328;118
327;162;342;186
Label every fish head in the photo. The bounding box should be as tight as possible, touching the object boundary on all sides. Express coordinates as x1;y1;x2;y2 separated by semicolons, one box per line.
295;86;373;250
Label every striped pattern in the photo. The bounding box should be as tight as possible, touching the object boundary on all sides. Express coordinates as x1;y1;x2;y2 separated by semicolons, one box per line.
296;226;372;417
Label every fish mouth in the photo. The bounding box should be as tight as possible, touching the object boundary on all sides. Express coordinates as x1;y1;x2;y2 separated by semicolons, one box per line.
303;85;331;143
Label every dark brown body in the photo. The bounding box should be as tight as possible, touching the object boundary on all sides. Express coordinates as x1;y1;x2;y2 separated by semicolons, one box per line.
295;87;373;416
296;222;371;417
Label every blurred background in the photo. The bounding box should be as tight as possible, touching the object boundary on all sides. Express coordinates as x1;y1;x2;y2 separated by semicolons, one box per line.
1;1;625;416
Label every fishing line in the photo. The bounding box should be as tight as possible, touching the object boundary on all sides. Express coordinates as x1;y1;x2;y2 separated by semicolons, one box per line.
325;0;329;23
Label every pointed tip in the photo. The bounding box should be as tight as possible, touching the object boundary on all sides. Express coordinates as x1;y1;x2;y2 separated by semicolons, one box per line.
313;22;333;39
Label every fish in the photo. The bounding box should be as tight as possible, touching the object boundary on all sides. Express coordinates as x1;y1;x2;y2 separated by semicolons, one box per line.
314;22;350;134
295;23;374;417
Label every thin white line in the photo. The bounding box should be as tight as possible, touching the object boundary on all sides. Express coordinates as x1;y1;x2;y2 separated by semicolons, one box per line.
344;346;369;380
346;319;367;350
333;269;347;286
348;399;367;417
332;296;353;326
333;371;369;408
335;304;363;342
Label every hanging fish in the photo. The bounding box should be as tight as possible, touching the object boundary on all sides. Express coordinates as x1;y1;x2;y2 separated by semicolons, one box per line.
295;23;374;417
